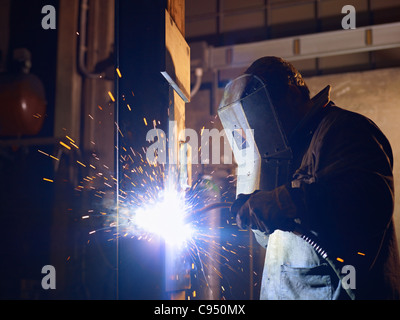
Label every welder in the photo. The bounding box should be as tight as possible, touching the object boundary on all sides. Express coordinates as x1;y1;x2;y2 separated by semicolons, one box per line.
220;56;400;300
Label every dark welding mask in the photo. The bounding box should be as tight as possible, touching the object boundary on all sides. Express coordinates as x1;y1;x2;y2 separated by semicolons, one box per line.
218;74;293;196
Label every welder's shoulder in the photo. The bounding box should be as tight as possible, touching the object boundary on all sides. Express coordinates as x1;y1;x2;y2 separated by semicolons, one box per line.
321;104;393;157
324;104;370;127
322;104;385;138
313;105;364;140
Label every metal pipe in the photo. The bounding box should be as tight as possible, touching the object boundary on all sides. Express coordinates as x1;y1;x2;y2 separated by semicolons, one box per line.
190;67;203;98
78;0;104;79
192;201;232;214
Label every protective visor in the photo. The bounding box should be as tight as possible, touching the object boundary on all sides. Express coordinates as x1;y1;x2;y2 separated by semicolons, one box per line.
218;74;292;167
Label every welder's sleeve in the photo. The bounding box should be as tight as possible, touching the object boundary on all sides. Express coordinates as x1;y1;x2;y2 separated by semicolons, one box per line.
292;110;394;269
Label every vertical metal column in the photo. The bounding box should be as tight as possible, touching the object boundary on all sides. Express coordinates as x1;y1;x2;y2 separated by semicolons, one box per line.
114;0;190;300
115;0;168;300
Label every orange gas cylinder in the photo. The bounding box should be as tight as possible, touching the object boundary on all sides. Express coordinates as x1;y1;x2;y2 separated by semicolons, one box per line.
0;73;47;137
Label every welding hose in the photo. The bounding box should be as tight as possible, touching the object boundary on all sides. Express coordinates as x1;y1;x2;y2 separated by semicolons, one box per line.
192;202;233;214
195;201;355;300
293;226;356;300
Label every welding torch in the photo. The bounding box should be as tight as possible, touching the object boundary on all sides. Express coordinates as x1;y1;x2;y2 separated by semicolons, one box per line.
192;202;233;214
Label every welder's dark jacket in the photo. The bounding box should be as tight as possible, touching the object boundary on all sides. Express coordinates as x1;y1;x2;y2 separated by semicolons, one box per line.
257;86;400;300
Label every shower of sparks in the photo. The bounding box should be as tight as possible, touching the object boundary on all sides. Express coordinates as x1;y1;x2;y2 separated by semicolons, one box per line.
38;89;253;299
72;141;246;297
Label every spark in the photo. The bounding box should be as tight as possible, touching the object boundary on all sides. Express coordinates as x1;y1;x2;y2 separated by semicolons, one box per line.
108;91;116;102
66;136;75;143
38;150;49;157
59;141;71;150
38;150;59;161
43;178;54;183
116;68;122;78
115;122;124;137
77;161;86;168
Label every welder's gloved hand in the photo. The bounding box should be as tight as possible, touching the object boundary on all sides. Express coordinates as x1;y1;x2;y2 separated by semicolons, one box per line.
230;185;298;234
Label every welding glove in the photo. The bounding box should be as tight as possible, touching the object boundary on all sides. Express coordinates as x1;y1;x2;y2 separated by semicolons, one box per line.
230;185;299;234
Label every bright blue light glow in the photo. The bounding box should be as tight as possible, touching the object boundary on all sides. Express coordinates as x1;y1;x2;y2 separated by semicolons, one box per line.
132;188;194;246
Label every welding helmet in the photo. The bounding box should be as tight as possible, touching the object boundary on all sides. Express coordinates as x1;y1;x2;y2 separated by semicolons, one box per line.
218;74;293;195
